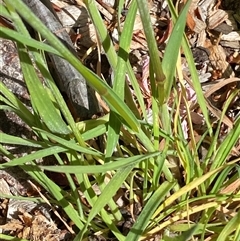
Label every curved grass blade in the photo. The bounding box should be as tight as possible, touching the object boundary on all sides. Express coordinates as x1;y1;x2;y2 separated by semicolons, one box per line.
105;0;138;160
77;163;137;240
126;182;175;240
10;0;140;132
136;0;165;85
82;0;146;119
152;158;240;221
167;0;213;135
0;27;62;56
17;43;71;134
22;165;85;230
0;146;68;168
39;151;160;174
32;127;102;156
216;211;240;241
0;82;35;126
163;0;192;100
0;133;43;148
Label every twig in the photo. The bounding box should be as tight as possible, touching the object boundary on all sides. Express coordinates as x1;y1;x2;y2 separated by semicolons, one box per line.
22;0;100;119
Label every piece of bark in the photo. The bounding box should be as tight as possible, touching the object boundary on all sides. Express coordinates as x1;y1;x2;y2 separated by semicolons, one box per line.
22;0;100;120
208;9;228;30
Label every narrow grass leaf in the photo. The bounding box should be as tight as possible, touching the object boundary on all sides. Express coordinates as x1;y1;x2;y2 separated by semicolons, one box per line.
0;3;12;19
83;0;146;118
117;0;125;31
0;234;29;241
126;182;175;241
22;165;85;230
167;0;212;135
0;146;68;168
78;163;136;239
83;0;117;68
17;44;70;134
5;0;86;145
11;0;139;132
40;151;160;174
126;61;146;119
210;105;240;171
163;0;192;99
0;82;35;125
0;27;62;56
33;127;102;156
152;158;240;219
106;0;138;159
81;124;107;141
163;224;198;241
136;0;165;84
76;114;109;132
0;133;43;148
210;166;234;194
216;211;240;241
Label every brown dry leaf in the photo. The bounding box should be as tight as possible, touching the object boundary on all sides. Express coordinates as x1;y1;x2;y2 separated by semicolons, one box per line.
220;179;240;194
204;77;240;98
186;12;196;31
0;219;23;231
18;208;33;227
208;9;228;30
205;39;234;78
20;226;31;239
186;0;206;33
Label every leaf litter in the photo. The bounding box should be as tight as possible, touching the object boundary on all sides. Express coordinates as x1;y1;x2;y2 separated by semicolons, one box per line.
0;0;240;240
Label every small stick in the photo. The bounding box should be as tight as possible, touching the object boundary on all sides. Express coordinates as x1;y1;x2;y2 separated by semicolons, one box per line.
22;0;100;119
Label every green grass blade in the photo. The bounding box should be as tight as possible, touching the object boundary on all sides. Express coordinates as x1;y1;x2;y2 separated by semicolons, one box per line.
22;165;85;230
182;39;213;136
210;94;240;170
33;48;86;146
17;43;70;134
105;0;138;159
216;211;240;241
126;182;175;240
136;0;165;85
32;127;102;156
84;0;146;119
167;0;213;135
163;0;192;99
0;27;62;56
0;146;67;168
83;0;117;69
152;158;239;220
0;82;35;126
4;0;86;145
0;234;30;241
10;0;139;132
78;163;136;239
39;151;160;174
126;61;146;119
208;118;240;186
0;133;43;147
